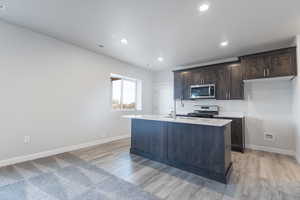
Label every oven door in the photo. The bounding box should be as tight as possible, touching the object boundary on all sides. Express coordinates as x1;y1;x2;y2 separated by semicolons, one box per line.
190;84;215;99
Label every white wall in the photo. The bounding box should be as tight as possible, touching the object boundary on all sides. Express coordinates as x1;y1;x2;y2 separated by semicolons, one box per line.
0;20;153;161
153;70;295;153
292;35;300;162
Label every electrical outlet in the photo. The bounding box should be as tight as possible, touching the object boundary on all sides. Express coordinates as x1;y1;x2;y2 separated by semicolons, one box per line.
264;133;274;141
24;136;30;144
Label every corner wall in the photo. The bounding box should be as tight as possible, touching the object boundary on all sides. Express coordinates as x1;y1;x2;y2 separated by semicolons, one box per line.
293;35;300;162
0;20;153;162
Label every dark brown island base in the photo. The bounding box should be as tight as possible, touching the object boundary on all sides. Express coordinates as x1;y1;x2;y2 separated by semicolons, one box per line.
125;115;233;184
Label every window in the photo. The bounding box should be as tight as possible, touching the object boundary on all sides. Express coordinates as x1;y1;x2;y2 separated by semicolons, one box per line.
111;74;141;110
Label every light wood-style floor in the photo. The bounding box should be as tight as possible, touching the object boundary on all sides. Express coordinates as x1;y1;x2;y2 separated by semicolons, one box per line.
71;138;300;200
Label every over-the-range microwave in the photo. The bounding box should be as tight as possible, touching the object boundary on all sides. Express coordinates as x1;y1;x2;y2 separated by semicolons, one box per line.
190;84;216;99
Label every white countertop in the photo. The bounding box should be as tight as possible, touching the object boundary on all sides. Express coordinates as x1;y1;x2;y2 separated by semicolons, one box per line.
214;112;245;118
123;115;232;127
176;112;245;118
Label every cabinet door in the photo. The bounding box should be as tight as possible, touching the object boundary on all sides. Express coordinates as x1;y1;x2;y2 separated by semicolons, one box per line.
182;71;193;100
131;119;167;160
191;69;204;85
269;48;297;77
242;55;269;80
191;68;216;85
230;118;243;151
174;72;183;99
214;117;244;153
216;66;231;100
203;68;217;84
229;64;244;100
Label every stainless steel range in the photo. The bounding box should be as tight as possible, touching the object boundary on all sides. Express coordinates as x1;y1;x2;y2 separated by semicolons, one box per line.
186;105;219;118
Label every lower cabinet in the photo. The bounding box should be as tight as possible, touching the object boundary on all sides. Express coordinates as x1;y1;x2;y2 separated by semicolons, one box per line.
214;117;245;153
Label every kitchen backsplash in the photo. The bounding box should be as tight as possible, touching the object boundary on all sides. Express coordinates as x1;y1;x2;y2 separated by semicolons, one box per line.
175;99;246;116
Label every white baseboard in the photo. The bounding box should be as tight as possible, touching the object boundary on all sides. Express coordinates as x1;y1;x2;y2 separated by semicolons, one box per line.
0;135;131;168
246;144;295;156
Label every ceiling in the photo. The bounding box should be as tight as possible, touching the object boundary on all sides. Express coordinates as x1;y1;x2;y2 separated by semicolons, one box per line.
0;0;300;70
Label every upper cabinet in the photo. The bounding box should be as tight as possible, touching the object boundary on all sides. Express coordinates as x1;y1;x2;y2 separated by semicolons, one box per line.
174;47;297;101
174;63;243;100
229;64;244;99
216;63;244;100
241;47;297;80
194;68;217;84
174;70;193;100
174;71;183;100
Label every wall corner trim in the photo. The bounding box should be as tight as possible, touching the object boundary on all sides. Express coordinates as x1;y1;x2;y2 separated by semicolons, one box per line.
246;144;295;157
0;135;131;168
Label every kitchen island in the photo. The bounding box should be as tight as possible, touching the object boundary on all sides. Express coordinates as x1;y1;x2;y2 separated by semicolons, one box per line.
124;115;232;184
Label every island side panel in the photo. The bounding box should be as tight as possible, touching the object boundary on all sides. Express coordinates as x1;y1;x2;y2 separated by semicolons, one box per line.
131;119;167;161
166;122;228;174
224;123;232;174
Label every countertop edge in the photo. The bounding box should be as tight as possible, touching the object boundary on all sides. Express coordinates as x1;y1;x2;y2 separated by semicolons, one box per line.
123;115;232;127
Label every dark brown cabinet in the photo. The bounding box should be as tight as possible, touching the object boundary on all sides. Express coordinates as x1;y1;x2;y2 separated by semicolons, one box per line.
174;66;221;100
174;72;183;99
190;68;217;86
174;71;193;100
182;71;193;100
216;65;231;100
174;47;296;101
216;63;244;100
241;55;269;79
229;64;244;99
269;48;297;77
214;117;245;153
241;47;297;80
174;68;217;100
191;69;205;85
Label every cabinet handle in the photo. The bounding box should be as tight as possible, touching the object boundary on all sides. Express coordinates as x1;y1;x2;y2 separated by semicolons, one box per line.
267;68;270;76
264;69;266;77
229;91;230;99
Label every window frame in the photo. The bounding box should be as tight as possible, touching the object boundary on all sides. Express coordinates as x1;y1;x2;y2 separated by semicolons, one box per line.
111;75;138;111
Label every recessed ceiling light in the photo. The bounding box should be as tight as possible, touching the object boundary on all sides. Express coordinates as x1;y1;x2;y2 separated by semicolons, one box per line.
220;41;229;47
120;38;128;45
199;3;209;12
157;57;164;62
